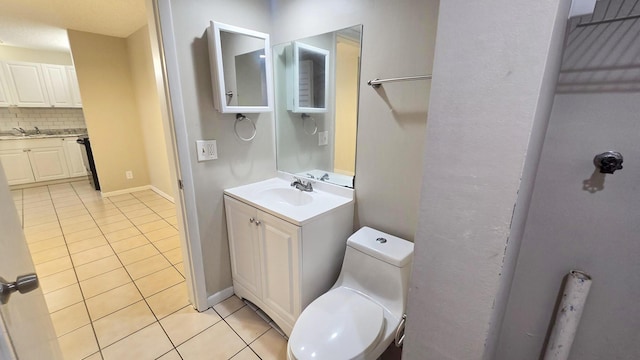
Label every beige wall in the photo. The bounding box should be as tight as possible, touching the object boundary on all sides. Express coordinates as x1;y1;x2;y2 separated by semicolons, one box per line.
127;26;174;198
333;40;358;175
0;45;73;65
68;30;151;193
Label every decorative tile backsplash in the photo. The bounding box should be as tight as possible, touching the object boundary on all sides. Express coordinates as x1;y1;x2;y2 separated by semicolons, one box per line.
0;107;87;133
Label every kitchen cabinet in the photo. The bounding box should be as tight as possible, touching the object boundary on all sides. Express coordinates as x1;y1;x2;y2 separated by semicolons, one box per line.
0;137;86;186
0;69;12;107
42;64;73;107
29;147;69;182
0;150;35;185
224;190;353;336
65;67;82;107
62;138;87;177
2;61;50;107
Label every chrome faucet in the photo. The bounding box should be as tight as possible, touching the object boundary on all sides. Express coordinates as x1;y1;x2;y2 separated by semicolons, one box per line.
13;127;26;136
34;126;41;134
320;173;330;181
291;177;313;192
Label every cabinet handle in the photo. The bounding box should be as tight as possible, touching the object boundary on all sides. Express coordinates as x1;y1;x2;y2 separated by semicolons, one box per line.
254;220;261;226
249;217;255;223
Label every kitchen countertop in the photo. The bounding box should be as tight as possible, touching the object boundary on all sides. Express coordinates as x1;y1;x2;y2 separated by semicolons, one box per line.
0;129;87;141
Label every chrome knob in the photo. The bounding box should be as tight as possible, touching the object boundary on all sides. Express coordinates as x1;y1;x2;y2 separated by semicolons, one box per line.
255;220;261;226
249;218;255;223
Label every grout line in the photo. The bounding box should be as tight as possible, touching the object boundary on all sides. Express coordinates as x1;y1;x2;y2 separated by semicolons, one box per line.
70;184;186;355
44;182;105;360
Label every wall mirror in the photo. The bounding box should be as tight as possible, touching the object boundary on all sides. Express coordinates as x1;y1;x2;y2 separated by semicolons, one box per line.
288;42;329;113
207;21;273;113
273;25;362;188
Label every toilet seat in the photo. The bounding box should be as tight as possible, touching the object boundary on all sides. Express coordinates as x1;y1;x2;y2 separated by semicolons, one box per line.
288;287;385;360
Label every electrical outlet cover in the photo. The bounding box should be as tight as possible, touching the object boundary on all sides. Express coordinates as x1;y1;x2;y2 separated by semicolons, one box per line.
196;140;218;161
318;131;329;146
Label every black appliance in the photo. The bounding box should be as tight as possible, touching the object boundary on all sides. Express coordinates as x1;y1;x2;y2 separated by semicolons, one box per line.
76;136;101;191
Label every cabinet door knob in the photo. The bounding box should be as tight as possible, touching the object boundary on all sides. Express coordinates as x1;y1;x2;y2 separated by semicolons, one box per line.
255;220;261;226
249;217;255;223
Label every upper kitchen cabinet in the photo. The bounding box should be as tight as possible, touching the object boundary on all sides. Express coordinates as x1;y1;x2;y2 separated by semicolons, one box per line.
0;69;12;107
41;64;73;107
2;61;50;107
65;67;82;107
0;61;82;108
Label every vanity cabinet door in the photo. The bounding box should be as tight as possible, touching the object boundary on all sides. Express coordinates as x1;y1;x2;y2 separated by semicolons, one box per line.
0;150;35;185
225;196;263;298
28;147;69;182
258;211;301;324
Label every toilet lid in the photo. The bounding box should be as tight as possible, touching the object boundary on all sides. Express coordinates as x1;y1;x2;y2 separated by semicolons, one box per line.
289;288;384;360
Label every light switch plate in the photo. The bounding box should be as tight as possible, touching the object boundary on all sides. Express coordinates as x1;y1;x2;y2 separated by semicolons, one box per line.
196;140;218;161
318;131;328;146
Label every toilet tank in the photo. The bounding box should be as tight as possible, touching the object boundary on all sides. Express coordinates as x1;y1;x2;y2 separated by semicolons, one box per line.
332;227;414;318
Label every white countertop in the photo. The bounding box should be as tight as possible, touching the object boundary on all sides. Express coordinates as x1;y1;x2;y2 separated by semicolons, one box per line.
224;174;354;226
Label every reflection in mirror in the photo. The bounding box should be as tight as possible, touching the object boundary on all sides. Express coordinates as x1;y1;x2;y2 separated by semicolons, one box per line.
208;22;273;113
288;42;329;112
273;25;362;188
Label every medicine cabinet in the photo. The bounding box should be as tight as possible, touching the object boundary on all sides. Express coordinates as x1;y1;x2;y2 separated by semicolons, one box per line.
207;21;274;113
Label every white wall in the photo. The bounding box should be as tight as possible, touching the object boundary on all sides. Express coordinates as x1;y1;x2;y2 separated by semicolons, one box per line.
271;0;439;241
495;92;640;360
163;0;275;297
403;1;571;359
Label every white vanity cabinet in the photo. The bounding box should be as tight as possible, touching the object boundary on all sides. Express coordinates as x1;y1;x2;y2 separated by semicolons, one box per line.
225;196;302;327
223;179;354;336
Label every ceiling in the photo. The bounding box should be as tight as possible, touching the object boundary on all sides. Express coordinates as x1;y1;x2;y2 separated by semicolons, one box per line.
0;0;147;52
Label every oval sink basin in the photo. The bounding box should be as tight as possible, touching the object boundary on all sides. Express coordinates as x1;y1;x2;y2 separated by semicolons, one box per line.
257;188;313;207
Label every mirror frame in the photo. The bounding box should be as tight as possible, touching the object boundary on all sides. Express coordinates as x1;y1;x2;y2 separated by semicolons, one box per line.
208;21;274;113
289;41;330;113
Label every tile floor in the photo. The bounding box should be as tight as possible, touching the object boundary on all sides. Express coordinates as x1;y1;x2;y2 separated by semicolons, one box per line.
11;180;288;360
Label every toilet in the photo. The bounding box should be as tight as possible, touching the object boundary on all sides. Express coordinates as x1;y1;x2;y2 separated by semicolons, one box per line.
287;227;414;360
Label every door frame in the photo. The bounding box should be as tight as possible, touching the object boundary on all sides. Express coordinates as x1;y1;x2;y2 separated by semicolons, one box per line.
146;0;209;310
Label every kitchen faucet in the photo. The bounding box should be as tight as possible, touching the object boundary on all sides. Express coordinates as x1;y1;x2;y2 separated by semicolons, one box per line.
291;177;313;192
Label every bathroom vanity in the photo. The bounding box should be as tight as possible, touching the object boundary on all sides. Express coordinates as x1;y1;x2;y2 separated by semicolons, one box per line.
224;175;354;335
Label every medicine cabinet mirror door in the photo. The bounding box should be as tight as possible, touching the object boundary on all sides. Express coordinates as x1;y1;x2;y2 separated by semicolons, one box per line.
208;21;274;113
288;41;330;113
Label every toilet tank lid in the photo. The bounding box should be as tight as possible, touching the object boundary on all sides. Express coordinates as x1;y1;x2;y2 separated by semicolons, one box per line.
347;227;414;267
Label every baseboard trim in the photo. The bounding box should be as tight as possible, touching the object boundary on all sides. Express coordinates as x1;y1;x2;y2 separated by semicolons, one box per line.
207;286;235;307
9;176;88;190
101;185;152;198
150;186;174;203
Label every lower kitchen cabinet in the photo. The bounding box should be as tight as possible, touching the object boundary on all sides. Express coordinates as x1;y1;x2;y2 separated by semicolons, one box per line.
0;137;85;186
28;147;69;181
62;138;87;177
0;149;35;185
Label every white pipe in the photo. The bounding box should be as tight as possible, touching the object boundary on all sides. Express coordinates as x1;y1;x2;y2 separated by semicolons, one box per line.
543;270;592;360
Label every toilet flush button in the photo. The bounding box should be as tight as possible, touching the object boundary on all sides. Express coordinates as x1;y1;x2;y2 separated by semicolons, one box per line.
376;237;387;244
